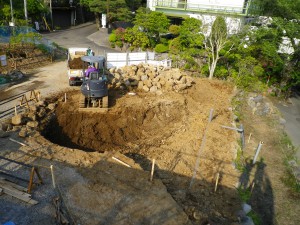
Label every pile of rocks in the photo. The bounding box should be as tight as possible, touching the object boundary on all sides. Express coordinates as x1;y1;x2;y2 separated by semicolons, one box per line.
108;64;195;94
0;101;56;138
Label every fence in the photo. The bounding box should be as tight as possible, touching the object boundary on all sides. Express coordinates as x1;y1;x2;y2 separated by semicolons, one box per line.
106;52;171;69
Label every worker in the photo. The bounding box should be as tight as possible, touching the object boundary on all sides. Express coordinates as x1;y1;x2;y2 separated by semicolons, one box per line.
85;65;98;78
86;47;93;56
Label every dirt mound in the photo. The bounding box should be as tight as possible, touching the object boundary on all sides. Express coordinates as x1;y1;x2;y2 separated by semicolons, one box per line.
40;78;241;223
68;57;83;69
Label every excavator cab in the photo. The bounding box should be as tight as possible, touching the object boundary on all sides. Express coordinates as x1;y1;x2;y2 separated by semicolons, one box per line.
79;55;108;111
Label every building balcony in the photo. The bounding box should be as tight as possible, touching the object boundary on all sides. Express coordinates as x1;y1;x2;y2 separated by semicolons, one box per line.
151;0;254;17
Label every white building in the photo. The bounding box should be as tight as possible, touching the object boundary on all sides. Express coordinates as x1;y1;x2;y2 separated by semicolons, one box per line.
147;0;255;34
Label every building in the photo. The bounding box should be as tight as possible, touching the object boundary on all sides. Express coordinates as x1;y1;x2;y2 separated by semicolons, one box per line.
147;0;256;34
44;0;93;29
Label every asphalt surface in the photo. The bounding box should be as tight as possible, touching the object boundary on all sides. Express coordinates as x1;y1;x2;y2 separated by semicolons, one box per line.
42;22;119;55
276;90;300;160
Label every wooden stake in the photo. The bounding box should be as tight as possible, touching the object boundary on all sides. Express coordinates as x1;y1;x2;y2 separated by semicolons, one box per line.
50;165;56;188
27;167;35;193
250;181;255;194
150;159;155;182
112;157;131;168
214;172;220;192
248;133;252;143
64;93;67;102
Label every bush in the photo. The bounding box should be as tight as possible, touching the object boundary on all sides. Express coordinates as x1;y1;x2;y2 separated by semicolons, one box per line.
109;33;117;43
154;44;168;53
115;41;123;48
169;24;180;36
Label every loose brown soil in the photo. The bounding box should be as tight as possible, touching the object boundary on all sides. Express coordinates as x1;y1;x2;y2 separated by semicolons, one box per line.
39;78;241;224
2;73;299;225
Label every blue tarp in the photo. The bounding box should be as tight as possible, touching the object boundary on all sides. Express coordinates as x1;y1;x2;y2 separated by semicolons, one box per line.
0;26;56;53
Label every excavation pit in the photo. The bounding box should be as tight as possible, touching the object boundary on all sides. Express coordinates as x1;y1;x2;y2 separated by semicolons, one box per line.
42;90;186;154
38;79;241;223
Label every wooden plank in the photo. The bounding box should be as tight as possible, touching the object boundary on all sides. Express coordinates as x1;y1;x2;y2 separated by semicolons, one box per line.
0;183;31;198
1;185;38;205
0;179;28;192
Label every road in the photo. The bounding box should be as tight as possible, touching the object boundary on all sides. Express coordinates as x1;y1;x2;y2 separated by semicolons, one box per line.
42;23;118;55
276;90;300;159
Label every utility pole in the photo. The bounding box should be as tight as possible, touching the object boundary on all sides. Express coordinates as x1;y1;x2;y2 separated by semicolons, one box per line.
24;0;28;24
9;0;14;24
50;0;53;29
107;0;110;27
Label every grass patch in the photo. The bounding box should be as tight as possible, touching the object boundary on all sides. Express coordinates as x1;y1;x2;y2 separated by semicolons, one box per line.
234;145;245;172
279;133;300;194
248;211;262;225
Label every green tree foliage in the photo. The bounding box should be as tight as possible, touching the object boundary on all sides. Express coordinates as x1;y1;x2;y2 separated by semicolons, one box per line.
154;44;168;53
0;0;47;25
134;7;170;45
168;18;205;70
169;24;180;36
251;0;300;20
80;0;133;23
124;26;150;50
179;18;204;49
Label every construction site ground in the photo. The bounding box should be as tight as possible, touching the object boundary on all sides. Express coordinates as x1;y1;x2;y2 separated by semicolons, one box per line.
0;61;300;224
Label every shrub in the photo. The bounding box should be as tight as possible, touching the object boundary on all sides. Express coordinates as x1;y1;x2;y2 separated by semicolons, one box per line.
109;33;117;43
154;44;168;53
169;24;180;36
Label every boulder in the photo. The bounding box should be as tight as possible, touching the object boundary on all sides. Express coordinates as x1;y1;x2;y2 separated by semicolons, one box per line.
165;81;175;90
137;81;144;90
143;86;150;92
150;86;158;93
109;67;116;73
172;69;182;80
178;76;187;84
47;103;56;111
114;72;122;80
176;83;188;91
27;121;39;128
19;128;28;138
141;75;148;81
11;114;23;126
144;80;153;88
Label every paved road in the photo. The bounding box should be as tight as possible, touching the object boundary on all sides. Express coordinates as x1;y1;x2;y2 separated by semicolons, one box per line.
43;23;118;55
276;91;300;159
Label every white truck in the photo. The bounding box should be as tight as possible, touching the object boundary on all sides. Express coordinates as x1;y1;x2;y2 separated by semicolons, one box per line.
67;47;91;86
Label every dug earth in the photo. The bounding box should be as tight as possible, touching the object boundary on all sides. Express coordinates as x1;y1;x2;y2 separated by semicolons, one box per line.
0;66;243;224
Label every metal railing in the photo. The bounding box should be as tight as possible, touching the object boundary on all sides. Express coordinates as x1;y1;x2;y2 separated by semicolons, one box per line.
153;0;251;15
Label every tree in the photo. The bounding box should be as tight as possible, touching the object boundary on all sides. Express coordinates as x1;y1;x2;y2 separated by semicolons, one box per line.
124;26;150;50
0;0;47;25
134;7;170;46
206;16;229;79
80;0;133;26
251;0;300;20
